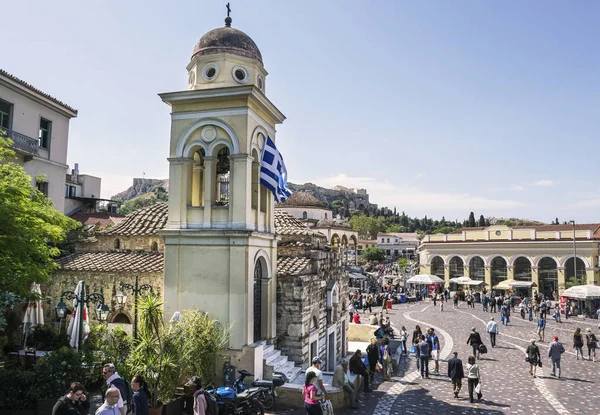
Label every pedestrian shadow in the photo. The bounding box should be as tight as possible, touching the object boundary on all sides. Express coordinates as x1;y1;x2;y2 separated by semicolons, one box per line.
493;345;515;350
395;388;508;414
556;376;594;383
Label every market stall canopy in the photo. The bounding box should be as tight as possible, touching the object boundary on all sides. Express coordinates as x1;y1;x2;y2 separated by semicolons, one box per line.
406;274;445;284
562;284;600;299
464;280;487;286
493;280;537;290
348;273;367;280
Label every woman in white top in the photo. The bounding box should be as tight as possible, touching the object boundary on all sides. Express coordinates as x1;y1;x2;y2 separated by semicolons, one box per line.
466;355;482;403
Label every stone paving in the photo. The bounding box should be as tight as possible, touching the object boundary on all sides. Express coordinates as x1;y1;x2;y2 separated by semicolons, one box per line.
269;299;600;415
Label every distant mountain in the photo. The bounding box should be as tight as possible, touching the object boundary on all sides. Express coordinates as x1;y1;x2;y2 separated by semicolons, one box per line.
111;178;169;202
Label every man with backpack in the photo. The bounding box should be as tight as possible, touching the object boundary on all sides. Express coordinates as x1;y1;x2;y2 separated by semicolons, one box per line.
102;364;130;415
188;376;218;415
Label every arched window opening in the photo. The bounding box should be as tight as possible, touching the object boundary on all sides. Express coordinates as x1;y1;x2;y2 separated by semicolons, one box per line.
449;257;464;278
539;257;558;298
513;257;532;281
114;238;121;250
469;257;485;281
251;149;260;210
192;149;205;207
565;257;586;284
325;213;328;219
491;257;507;287
111;313;132;324
431;256;444;279
302;211;308;219
215;147;230;206
150;241;158;251
311;315;319;331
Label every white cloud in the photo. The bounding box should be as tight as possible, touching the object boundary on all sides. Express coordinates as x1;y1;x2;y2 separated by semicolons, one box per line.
509;185;526;191
535;180;554;187
299;173;529;214
564;198;600;209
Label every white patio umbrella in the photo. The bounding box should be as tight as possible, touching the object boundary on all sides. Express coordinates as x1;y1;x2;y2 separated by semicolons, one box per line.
562;285;600;299
67;281;90;350
449;276;473;284
22;283;44;347
406;274;445;284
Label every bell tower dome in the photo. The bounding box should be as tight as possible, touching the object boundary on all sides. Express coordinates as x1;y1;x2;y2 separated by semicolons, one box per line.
159;7;285;364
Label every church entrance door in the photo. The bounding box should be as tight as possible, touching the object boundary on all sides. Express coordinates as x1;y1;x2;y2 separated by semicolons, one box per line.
253;259;263;343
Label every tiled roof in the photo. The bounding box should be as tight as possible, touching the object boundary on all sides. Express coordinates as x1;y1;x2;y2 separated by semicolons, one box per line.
57;252;164;272
277;256;311;276
100;203;168;236
277;191;325;208
446;224;600;239
71;212;125;229
0;69;78;115
275;210;323;237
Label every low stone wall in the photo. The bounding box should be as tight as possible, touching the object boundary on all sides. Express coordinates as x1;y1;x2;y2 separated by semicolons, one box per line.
276;376;362;409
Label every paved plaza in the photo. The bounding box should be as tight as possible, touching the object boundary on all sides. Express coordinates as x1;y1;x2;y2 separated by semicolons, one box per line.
272;300;600;415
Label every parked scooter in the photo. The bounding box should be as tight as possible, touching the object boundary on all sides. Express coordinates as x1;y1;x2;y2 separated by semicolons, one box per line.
232;370;288;410
206;380;265;415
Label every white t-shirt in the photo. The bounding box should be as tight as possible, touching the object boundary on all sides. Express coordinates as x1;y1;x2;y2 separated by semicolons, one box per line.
306;366;324;394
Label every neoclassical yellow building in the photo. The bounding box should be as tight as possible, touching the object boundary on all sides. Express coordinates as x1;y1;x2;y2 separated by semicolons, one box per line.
419;224;600;297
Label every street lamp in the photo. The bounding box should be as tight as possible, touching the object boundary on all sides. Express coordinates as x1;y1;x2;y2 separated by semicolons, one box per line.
569;220;577;284
116;275;153;339
55;281;109;349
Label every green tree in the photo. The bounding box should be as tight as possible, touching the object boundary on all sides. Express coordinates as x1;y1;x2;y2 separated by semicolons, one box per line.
118;195;160;215
362;247;386;261
0;134;79;295
397;257;409;274
349;214;382;239
468;212;476;227
478;215;486;226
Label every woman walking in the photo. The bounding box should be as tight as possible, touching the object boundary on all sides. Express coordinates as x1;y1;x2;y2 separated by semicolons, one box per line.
131;375;150;415
366;337;380;381
585;328;597;362
303;372;323;415
573;327;584;360
526;339;541;378
412;325;422;347
466;356;482;403
399;326;408;355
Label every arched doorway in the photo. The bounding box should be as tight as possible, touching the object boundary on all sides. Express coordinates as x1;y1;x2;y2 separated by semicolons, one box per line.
431;256;444;279
253;258;267;343
539;257;558;298
449;257;464;279
469;257;485;281
110;312;132;324
513;257;532;281
491;257;507;288
565;257;586;284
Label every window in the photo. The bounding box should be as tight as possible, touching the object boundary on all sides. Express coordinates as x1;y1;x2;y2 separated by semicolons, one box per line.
325;213;328;219
39;118;51;149
215;147;230;205
387;238;390;243
151;241;158;251
303;211;307;219
114;239;121;249
65;185;76;198
36;181;48;196
0;99;11;129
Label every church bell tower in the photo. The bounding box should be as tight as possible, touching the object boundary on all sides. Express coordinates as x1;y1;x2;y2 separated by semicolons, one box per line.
159;10;285;354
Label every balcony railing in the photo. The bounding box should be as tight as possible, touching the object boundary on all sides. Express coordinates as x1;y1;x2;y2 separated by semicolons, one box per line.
2;128;39;156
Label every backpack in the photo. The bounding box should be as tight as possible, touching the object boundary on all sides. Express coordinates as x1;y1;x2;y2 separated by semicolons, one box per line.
194;390;218;415
479;344;488;354
110;377;132;408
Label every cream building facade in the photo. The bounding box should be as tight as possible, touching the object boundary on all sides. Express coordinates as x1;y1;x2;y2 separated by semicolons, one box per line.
419;224;600;297
377;232;419;258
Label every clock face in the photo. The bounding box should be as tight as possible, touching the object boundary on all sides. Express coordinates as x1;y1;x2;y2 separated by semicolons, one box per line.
495;231;501;236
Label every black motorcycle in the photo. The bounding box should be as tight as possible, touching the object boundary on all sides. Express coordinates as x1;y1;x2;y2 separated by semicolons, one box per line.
206;381;265;415
232;370;288;410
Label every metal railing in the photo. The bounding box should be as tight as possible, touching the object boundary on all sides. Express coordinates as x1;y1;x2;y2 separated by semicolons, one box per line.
1;128;39;156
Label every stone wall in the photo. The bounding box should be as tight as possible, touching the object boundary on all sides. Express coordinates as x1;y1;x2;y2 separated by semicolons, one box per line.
81;235;164;253
276;246;348;369
42;270;163;325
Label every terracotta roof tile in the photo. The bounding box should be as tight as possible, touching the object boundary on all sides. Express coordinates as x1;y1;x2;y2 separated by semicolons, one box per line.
0;69;78;115
277;256;311;276
71;212;125;229
57;252;164;272
275;210;323;237
100;203;168;236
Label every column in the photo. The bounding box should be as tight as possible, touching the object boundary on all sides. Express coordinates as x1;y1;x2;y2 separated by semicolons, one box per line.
464;265;470;280
531;266;540;289
586;268;597;285
191;164;204;207
557;267;566;294
231;154;252;229
507;266;515;280
203;157;216;226
484;266;492;288
444;265;450;284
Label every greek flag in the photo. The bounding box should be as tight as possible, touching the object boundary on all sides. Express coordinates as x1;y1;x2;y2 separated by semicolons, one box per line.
260;136;292;202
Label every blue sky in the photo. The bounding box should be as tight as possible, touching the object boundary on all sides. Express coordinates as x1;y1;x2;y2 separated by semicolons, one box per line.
4;1;599;222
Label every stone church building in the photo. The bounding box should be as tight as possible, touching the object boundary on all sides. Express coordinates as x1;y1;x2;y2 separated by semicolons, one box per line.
45;14;348;381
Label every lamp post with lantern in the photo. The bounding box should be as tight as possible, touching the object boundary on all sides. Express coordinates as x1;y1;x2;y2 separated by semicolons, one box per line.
115;275;153;339
55;281;110;349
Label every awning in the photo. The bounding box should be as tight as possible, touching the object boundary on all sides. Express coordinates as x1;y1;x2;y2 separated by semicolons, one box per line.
562;284;600;299
493;280;537;290
406;274;445;284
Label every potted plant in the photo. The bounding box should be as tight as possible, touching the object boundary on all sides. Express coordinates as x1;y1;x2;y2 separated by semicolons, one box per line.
127;294;180;414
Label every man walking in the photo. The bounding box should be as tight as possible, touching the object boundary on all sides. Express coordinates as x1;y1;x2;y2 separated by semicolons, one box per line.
306;357;330;399
548;336;565;378
102;364;128;415
332;359;360;409
428;328;441;374
95;388;121;415
466;327;482;360
447;351;465;399
418;335;430;379
486;317;499;348
52;382;90;415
